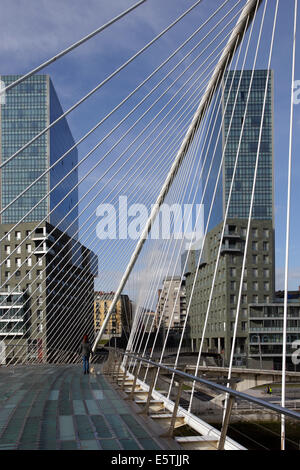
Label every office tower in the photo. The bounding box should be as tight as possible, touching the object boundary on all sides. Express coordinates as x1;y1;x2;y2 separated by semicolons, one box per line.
0;75;97;363
186;70;275;364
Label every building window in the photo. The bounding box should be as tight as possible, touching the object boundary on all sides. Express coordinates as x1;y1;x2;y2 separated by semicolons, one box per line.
230;267;236;277
241;322;247;331
252;241;258;251
253;295;259;304
242;281;247;291
16;258;21;267
4;232;11;241
241;228;247;237
15;231;21;240
263;229;269;238
231;281;236;291
252;255;258;264
263;241;269;251
230;295;236;304
242;295;247;304
27;258;32;267
264;282;269;291
264;269;270;278
5;245;10;254
263;255;269;264
253;268;258;278
253;281;258;291
26;244;32;253
5;259;11;268
252;228;258;238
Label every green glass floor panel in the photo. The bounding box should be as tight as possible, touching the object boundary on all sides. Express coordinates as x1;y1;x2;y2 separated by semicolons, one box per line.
85;400;100;415
80;440;99;450
90;415;112;438
19;416;40;446
93;390;104;400
122;414;151;439
106;415;132;439
60;441;78;450
59;416;76;441
119;439;141;450
100;439;121;450
73;400;86;415
49;391;59;400
138;438;161;450
75;415;95;440
18;442;38;450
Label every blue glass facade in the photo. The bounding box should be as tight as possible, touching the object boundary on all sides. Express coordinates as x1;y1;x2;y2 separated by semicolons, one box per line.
0;75;78;238
222;69;273;221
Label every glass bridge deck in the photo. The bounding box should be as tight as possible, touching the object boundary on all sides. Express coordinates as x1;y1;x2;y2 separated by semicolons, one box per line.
0;364;177;451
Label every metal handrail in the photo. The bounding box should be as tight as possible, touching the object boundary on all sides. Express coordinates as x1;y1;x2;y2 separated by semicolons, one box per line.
118;349;300;422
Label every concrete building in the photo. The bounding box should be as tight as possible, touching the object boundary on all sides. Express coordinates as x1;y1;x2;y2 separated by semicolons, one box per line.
248;301;300;371
186;220;274;361
140;308;158;333
0;75;98;363
185;70;275;363
157;276;186;333
94;292;132;347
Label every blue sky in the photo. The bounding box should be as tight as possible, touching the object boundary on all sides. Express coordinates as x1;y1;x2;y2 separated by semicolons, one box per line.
1;0;300;293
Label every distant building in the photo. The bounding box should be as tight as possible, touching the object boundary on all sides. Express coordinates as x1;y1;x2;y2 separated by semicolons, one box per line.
140;308;158;333
248;301;300;371
94;292;132;347
157;276;186;333
0;75;97;363
185;70;275;363
0;222;98;363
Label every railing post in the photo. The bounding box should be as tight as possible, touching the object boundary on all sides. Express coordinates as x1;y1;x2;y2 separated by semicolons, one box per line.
128;360;140;400
121;354;130;390
112;351;118;380
139;365;158;415
115;352;123;384
218;384;236;451
104;349;113;375
162;371;185;437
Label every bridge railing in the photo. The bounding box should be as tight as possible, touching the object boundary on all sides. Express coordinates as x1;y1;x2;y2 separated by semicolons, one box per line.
104;348;300;450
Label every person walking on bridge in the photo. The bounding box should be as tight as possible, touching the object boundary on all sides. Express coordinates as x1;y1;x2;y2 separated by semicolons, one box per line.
78;334;93;374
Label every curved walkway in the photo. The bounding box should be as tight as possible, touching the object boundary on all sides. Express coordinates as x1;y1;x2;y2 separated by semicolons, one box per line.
0;364;177;450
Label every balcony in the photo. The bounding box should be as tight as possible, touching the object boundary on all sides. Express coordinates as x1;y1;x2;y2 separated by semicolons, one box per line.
0;324;25;335
221;240;244;255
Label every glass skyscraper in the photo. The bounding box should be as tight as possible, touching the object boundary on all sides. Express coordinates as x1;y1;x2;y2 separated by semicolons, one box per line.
222;69;274;222
186;69;275;363
0;74;79;239
0;76;97;364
